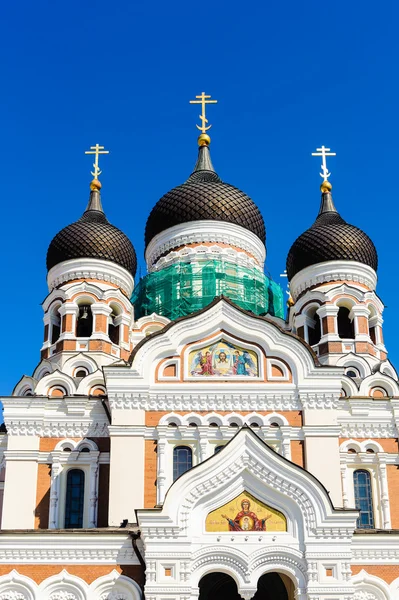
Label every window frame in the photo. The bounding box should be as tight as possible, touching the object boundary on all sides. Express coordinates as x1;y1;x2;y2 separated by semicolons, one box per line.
64;468;85;529
353;469;375;529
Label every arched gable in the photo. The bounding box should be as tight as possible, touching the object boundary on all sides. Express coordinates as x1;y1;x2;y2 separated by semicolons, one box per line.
138;427;357;541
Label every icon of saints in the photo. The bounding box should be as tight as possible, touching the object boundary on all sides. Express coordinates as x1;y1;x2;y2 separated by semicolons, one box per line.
221;499;272;531
232;350;257;376
192;350;214;376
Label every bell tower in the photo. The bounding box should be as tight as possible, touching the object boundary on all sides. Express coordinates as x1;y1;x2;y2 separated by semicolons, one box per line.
286;146;385;370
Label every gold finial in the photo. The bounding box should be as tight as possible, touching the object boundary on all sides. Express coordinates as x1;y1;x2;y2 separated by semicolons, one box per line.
85;143;109;183
320;180;332;193
190;92;218;144
287;295;295;308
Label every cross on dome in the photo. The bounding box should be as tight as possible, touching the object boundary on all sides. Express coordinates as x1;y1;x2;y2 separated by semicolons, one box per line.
311;145;336;181
190;92;218;146
85;143;109;181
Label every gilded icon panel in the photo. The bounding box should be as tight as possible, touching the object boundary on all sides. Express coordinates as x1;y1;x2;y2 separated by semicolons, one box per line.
189;340;259;377
205;491;287;532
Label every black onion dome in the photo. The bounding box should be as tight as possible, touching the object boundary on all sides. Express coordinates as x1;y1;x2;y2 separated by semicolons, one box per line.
286;190;377;280
47;186;137;276
145;145;265;248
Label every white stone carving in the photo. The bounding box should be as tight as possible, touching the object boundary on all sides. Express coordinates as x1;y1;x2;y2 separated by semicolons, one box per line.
290;260;377;299
145;220;266;269
0;593;26;600
47;258;134;296
100;593;128;600
49;593;77;600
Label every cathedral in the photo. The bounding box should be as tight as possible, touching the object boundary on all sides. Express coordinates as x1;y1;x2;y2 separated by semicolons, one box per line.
0;94;398;600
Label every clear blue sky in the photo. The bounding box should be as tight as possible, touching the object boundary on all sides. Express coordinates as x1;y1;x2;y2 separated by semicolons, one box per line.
0;1;398;394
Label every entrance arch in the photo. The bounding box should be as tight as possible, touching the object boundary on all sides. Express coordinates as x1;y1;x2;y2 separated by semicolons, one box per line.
199;573;241;600
198;572;295;600
253;572;294;599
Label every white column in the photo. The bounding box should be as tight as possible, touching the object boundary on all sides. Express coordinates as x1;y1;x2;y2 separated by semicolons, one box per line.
340;464;349;508
379;461;391;529
88;459;99;528
280;427;291;460
49;458;61;529
198;427;209;462
157;436;167;505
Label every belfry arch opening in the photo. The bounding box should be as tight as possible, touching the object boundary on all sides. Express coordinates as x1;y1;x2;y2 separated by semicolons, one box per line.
198;572;294;600
337;306;355;339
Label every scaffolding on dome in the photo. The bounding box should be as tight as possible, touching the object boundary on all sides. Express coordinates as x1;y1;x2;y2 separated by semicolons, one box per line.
132;259;285;321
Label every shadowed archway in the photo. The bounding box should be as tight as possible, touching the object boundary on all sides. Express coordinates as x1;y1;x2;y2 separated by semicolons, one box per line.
252;572;290;600
198;572;293;600
198;573;240;600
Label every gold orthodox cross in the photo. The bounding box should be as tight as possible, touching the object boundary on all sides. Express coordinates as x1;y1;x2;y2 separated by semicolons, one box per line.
190;92;218;133
85;144;109;179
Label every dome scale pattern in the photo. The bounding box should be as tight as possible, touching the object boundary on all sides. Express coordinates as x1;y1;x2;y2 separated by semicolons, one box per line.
286;192;378;280
145;145;266;248
47;189;137;276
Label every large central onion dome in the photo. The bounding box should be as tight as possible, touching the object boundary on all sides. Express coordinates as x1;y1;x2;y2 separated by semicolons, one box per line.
47;180;137;276
145;142;265;248
286;183;377;280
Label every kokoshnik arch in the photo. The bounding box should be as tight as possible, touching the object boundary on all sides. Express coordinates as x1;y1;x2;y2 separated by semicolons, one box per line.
0;95;398;600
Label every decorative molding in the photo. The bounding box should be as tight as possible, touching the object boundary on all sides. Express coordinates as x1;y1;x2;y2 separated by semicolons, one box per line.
4;421;109;437
145;220;266;269
340;423;397;438
153;243;262;272
47;258;134;297
290;260;377;300
0;534;138;564
108;392;301;411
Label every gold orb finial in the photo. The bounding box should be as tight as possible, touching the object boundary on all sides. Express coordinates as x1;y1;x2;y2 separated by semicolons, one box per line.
320;180;332;193
287;295;295;308
198;133;211;147
90;178;102;191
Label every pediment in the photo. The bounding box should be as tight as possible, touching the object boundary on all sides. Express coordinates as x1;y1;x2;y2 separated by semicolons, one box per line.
105;299;344;394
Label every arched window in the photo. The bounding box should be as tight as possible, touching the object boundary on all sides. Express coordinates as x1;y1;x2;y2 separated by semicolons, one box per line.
337;307;355;339
173;446;192;481
65;469;85;528
108;304;121;345
76;305;93;338
306;307;322;346
50;305;61;344
353;469;374;529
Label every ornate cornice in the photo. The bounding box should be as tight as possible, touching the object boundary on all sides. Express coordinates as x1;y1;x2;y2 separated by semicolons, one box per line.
5;421;109;437
145;220;266;270
108;392;301;411
0;534;137;564
47;258;134;297
290;260;377;300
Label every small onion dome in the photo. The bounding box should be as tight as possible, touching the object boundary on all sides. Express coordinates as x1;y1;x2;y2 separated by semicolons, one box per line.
286;184;378;280
46;179;137;276
145;143;265;248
